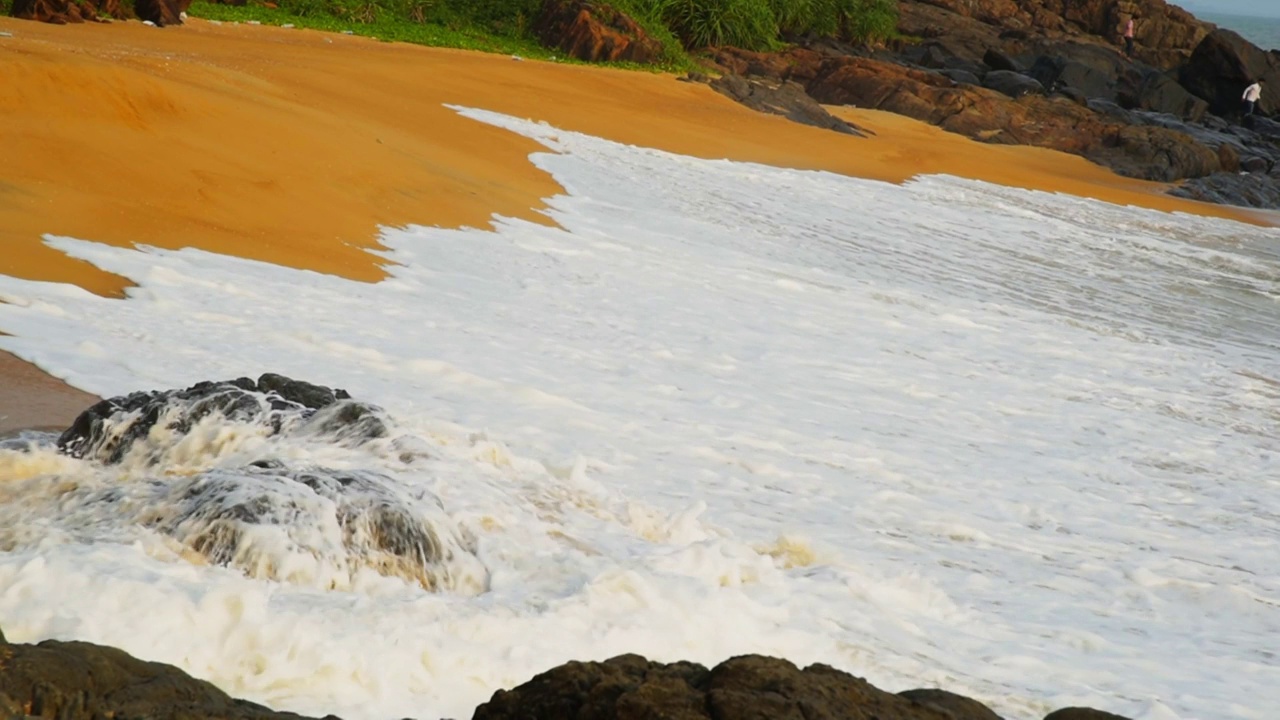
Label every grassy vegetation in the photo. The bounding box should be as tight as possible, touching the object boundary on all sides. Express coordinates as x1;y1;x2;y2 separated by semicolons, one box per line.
4;0;899;66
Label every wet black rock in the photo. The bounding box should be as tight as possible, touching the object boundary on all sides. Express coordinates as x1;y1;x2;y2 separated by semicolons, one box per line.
1170;171;1280;208
57;373;387;464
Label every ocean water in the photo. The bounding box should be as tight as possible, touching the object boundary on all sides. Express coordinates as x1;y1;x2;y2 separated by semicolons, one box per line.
0;107;1279;720
1200;11;1280;51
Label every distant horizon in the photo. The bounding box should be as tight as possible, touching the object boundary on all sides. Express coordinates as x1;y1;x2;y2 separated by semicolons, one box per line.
1176;2;1280;20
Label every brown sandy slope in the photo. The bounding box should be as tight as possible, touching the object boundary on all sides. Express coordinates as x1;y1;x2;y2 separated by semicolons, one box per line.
0;16;1271;430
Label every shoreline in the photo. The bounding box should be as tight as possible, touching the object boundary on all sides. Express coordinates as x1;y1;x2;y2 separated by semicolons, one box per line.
1;15;1274;431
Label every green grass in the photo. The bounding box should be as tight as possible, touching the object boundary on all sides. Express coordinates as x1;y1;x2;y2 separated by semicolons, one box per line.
186;0;698;71
188;1;553;56
6;0;899;69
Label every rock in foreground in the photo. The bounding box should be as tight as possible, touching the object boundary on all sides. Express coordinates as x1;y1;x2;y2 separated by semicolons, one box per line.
473;653;1135;720
0;633;327;720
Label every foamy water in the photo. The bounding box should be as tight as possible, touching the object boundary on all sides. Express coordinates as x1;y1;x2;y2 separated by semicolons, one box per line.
1;107;1279;720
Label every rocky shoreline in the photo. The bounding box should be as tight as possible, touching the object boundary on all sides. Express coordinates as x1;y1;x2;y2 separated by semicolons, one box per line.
695;0;1280;210
0;376;1145;720
0;627;1129;720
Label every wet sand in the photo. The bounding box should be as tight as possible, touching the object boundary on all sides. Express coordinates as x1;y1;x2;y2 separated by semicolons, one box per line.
0;350;99;436
0;15;1270;430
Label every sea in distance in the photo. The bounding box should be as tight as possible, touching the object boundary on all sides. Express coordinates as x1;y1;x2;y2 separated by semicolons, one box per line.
1;106;1279;720
1199;11;1280;51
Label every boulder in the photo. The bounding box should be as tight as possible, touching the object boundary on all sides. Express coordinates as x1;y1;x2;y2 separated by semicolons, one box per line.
1180;29;1280;117
899;688;1003;720
984;47;1022;72
983;69;1045;98
1044;709;1134;720
939;68;983;86
57;372;386;465
1024;42;1128;101
709;74;868;136
473;654;1004;720
534;0;662;64
0;638;329;720
1127;69;1208;120
132;0;191;26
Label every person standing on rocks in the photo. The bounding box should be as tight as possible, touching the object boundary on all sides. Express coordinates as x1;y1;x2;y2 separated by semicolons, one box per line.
1243;79;1264;116
1123;17;1135;57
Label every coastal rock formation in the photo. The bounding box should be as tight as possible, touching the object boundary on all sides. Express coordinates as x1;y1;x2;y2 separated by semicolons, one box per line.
38;374;488;592
0;633;325;720
706;0;1280;208
1180;28;1280;117
58;372;387;465
0;633;1145;720
706;73;868;136
534;0;662;64
473;653;1137;720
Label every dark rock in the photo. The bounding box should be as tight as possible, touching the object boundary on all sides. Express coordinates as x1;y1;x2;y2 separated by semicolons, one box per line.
900;689;1003;720
1128;69;1208;121
0;637;330;720
1241;155;1271;173
474;653;1004;720
1170;171;1280;209
1044;709;1134;720
533;0;662;64
938;68;982;86
710;74;868;137
982;69;1045;98
1243;113;1280;140
1180;28;1280;117
132;0;191;26
1026;45;1125;101
984;47;1022;72
57;373;386;465
805;57;1225;182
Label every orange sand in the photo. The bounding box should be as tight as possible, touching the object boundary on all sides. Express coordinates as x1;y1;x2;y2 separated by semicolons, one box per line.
0;15;1269;429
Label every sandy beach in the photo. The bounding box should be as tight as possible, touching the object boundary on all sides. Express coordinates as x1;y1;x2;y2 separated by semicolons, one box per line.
0;14;1270;432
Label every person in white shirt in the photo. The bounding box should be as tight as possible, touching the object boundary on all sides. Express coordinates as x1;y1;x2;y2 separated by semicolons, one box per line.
1243;79;1264;116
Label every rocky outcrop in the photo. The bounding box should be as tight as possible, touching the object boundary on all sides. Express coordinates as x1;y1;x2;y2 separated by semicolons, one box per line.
474;653;1136;720
715;48;1224;183
0;637;1150;720
41;374;486;592
0;633;325;720
1180;28;1280;118
534;0;663;64
9;0;128;23
58;372;386;464
706;73;868;136
906;0;1208;69
706;0;1280;209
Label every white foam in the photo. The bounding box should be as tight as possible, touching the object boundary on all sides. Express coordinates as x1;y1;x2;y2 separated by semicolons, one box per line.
1;108;1279;720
